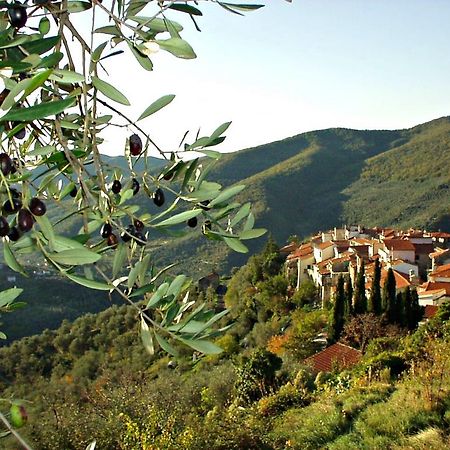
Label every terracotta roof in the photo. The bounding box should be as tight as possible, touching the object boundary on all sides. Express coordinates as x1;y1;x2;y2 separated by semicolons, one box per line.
418;289;446;297
431;232;450;239
412;243;435;255
429;263;450;279
384;239;416;251
306;343;362;373
317;258;333;268
332;240;351;245
351;238;373;245
349;245;370;256
287;244;313;260
328;255;352;265
419;281;450;296
406;230;425;238
316;241;335;250
424;305;438;319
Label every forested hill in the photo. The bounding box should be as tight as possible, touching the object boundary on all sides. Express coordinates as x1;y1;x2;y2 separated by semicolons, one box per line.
152;116;450;275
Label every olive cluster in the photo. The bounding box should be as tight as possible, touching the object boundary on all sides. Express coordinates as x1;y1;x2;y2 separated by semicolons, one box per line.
100;218;147;248
0;153;47;240
105;181;167;248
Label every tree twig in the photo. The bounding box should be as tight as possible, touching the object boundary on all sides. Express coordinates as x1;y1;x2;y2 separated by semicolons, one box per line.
0;411;34;450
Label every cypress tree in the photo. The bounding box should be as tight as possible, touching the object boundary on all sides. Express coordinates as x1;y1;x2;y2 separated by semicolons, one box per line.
406;288;422;330
368;259;382;314
329;275;346;343
383;268;397;323
353;261;367;315
344;276;353;318
396;291;404;326
400;287;411;328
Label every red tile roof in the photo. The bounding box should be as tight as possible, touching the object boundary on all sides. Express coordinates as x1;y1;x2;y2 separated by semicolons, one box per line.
306;343;362;373
419;281;450;296
424;305;438;319
316;241;335;250
429;263;450;279
287;243;313;260
384;239;416;251
431;232;450;239
328;255;352;265
406;230;426;238
351;238;373;245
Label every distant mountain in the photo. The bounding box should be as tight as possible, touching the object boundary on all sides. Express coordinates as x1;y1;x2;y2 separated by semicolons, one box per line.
151;117;450;275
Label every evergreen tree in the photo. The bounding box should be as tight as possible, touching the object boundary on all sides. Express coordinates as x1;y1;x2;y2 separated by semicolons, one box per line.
261;235;284;278
368;259;382;314
344;276;353;317
383;268;397;323
396;291;404;326
329;275;346;343
354;261;367;315
406;288;422;330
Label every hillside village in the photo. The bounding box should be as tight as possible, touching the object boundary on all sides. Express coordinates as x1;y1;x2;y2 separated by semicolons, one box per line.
284;225;450;316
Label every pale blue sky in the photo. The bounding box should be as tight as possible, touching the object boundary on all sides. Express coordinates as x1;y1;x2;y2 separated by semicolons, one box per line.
90;1;450;155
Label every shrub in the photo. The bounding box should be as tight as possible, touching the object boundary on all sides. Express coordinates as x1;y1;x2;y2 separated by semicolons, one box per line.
234;349;282;404
256;382;310;417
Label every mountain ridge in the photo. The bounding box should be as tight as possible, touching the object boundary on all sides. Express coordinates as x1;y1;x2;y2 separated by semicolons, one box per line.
150;116;450;275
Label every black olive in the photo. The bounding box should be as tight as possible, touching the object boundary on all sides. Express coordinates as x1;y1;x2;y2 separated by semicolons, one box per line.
3;197;22;215
10;159;17;174
11;123;26;140
8;5;27;29
153;188;165;207
163;171;174;181
131;178;140;196
10;188;21;199
187;217;198;228
100;223;112;239
0;216;10;237
0;153;12;176
8;226;20;242
112;180;122;194
0;89;9;108
133;231;147;247
129;134;142;156
69;186;77;197
120;225;135;242
29;197;46;216
107;233;118;248
17;209;34;232
133;219;144;231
